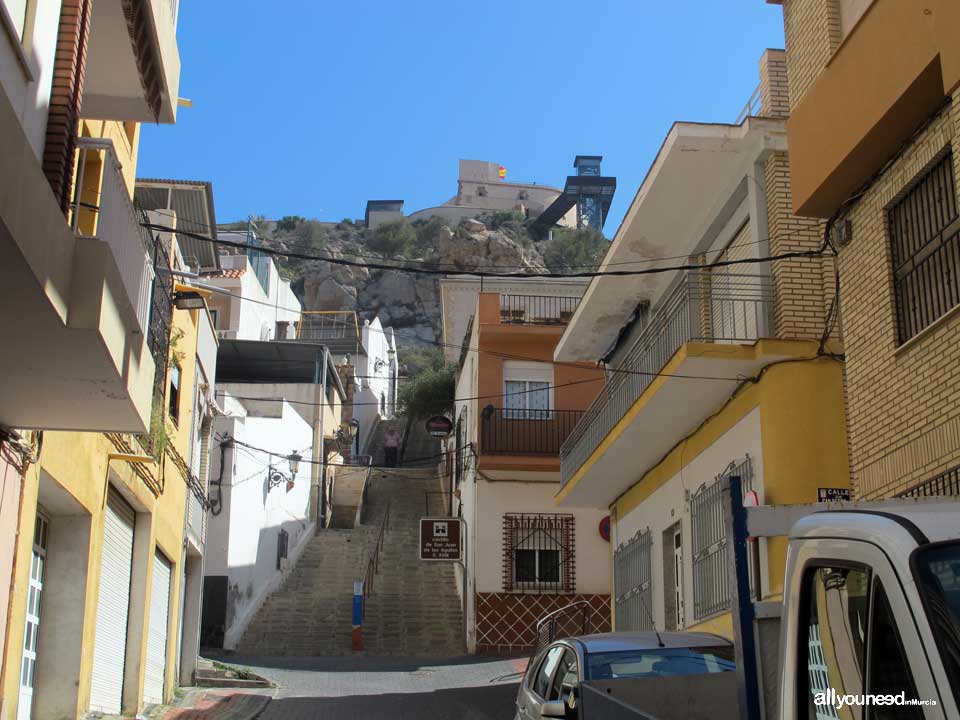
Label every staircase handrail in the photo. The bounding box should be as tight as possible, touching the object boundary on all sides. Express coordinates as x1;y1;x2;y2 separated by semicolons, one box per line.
362;499;390;598
533;600;594;656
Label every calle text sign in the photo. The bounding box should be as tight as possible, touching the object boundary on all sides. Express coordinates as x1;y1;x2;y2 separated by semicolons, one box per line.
419;517;462;561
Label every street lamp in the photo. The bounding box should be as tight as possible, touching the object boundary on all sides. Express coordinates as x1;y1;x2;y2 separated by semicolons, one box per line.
267;451;303;490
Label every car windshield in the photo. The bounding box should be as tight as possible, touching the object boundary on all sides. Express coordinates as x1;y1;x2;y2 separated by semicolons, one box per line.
912;541;960;708
585;646;736;680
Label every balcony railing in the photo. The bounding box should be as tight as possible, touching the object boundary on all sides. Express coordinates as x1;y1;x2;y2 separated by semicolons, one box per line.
70;138;155;334
296;311;360;342
499;295;580;326
559;270;773;488
481;408;584;456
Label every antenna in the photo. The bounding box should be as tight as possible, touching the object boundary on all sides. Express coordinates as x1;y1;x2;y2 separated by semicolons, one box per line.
635;582;665;648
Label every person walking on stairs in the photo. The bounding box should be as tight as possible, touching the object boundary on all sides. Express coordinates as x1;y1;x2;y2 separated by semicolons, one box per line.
384;425;402;467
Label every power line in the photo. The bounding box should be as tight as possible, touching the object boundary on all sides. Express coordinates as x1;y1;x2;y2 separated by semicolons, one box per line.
216;377;609;409
144;221;829;279
142;206;793;271
194;281;761;384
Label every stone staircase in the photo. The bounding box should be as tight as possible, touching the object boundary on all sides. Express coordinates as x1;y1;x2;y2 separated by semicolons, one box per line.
235;464;463;657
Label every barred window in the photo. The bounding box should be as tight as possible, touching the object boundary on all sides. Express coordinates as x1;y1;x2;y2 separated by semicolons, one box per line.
690;456;754;620
614;529;653;631
888;152;960;343
503;514;575;594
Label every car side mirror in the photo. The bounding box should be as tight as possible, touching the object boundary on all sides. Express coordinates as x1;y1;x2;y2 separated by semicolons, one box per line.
540;701;567;719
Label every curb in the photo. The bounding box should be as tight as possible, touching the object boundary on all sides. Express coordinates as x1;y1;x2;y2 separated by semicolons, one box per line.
160;691;271;720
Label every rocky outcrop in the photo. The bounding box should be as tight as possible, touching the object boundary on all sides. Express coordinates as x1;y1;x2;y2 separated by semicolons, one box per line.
269;217;552;353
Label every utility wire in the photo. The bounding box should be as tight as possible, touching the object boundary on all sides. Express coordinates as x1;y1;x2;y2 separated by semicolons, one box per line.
143;222;829;279
194;281;758;384
141;206;801;271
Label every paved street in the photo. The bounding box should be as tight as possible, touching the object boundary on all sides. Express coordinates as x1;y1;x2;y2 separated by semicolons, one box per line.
172;655;526;720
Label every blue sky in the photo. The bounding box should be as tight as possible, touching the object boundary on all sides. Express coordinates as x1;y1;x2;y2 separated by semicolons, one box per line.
138;2;785;232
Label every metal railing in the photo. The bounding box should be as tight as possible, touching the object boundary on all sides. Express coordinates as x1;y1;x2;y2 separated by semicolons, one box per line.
499;295;580;325
362;500;390;598
504;513;575;594
70;138;155;334
614;528;653;631
896;465;960;498
480;408;584;456
735;83;762;124
534;600;594;656
297;311;360;341
691;456;754;620
560;270;773;488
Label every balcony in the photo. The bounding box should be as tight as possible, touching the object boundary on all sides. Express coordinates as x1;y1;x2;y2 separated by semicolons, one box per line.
481;408;584;456
81;0;182;123
557;271;797;507
296;311;360;342
498;295;579;326
0;96;156;431
71;139;156;334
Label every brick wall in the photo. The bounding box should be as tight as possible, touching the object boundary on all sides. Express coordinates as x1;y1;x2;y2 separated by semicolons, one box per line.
43;0;91;212
475;593;611;655
782;0;841;112
764;152;837;342
835;96;960;498
758;49;789;119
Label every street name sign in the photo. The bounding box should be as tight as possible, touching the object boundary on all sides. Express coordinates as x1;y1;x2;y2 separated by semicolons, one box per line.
419;517;462;561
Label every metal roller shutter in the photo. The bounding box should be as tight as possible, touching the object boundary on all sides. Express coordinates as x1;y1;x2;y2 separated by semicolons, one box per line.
142;551;172;705
89;491;135;714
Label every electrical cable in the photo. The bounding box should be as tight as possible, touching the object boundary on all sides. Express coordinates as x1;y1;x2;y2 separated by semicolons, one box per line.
143;221;829;279
194;281;753;384
142;206;810;271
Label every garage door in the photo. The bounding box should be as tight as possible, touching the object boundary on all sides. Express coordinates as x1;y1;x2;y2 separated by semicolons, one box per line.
89;491;135;714
142;551;172;705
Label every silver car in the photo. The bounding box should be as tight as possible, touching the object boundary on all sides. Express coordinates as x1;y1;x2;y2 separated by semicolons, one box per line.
514;631;735;720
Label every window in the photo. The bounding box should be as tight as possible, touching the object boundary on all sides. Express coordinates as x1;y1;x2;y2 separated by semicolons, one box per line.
912;541;960;710
800;565;869;720
866;581;921;720
548;649;578;702
168;364;181;424
615;529;653;631
586;646;735;680
533;646;564;699
504;514;574;593
209;309;219;330
888;152;960;343
503;361;553;419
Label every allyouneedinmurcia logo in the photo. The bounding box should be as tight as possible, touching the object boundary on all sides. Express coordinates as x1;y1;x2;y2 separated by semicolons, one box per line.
814;689;937;710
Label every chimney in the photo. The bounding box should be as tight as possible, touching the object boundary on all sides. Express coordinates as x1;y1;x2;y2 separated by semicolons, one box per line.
758;49;789;119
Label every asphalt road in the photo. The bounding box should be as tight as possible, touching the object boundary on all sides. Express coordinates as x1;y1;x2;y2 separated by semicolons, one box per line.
220;654;526;720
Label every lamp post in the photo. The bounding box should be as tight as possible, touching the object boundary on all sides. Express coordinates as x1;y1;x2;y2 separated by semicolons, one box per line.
267;451;302;490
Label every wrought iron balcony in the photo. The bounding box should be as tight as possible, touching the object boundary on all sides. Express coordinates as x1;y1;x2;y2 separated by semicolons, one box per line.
498;295;579;326
480;407;584;456
559;270;774;488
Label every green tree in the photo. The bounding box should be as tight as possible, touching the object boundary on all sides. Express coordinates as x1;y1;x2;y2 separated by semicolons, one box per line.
369;219;417;256
397;363;456;419
543;227;608;271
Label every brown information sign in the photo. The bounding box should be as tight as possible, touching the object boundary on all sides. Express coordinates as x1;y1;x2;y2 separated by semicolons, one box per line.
419;517;462;561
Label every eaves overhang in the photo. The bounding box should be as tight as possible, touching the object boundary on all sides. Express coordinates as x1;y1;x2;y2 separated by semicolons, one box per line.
554;118;786;363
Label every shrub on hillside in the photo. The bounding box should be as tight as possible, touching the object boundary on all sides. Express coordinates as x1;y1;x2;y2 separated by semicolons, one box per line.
543;227;608;272
369;219;418;256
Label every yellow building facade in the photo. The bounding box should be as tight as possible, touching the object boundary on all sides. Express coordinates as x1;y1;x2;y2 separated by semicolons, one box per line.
1;117;205;718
